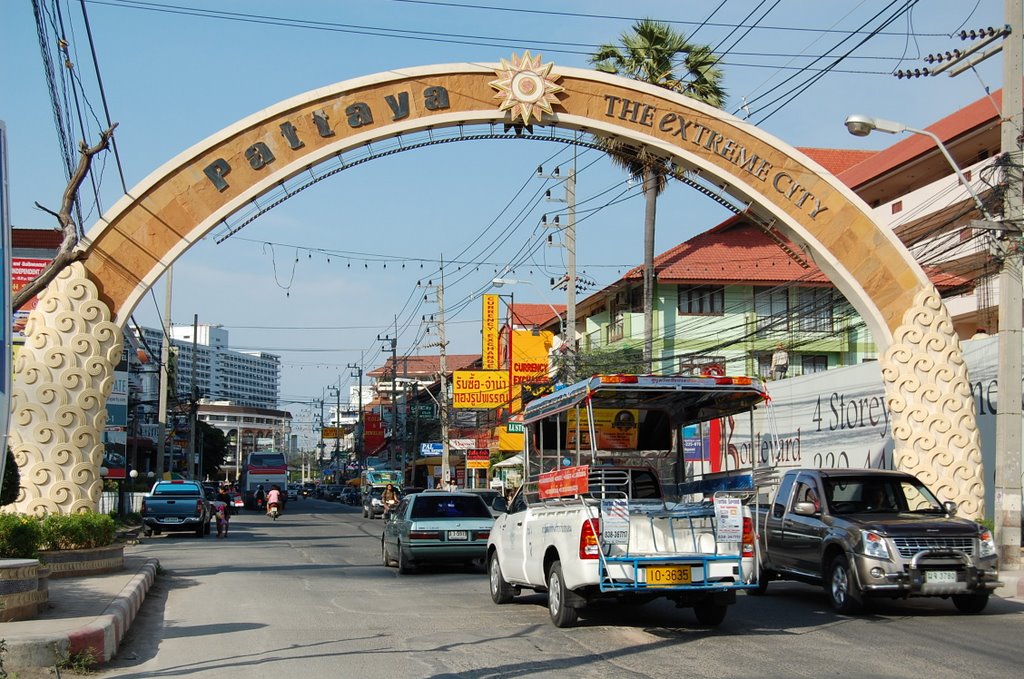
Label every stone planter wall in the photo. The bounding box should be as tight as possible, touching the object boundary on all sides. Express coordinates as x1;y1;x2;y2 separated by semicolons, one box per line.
39;544;125;578
0;559;48;622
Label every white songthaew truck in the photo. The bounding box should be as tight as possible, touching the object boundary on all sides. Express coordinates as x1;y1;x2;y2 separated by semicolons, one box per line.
487;373;771;628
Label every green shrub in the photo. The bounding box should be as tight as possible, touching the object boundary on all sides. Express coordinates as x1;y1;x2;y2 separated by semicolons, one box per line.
1;448;21;507
40;512;116;551
0;512;42;559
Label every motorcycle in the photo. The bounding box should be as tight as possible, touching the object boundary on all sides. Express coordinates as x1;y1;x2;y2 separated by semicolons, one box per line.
382;498;398;521
267;501;281;520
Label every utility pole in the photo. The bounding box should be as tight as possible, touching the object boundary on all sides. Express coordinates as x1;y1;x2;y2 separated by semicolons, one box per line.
348;360;363;459
411;382;420;487
317;395;325;473
156;267;172;477
539;164;577;380
189;314;199;480
378;332;398;468
565;165;577;380
995;0;1022;567
438;263;450;489
333;378;342;481
421;260;451;488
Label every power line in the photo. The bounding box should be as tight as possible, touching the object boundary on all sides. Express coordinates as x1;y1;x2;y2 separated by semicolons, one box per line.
86;0;952;67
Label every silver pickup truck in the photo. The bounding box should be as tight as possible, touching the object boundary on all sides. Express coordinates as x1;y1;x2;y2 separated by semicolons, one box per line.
141;480;213;537
753;468;1001;613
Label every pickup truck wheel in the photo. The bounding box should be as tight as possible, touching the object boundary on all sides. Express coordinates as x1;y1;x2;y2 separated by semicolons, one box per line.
749;566;772;596
952;592;990;614
547;561;578;628
489;553;514;604
693;600;728;626
827;555;862;613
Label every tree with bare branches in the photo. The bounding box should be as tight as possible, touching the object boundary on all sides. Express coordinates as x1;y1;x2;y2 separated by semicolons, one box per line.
12;124;117;312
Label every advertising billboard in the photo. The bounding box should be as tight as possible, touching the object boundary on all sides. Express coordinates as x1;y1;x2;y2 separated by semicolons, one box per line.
452;370;508;409
566;408;640;450
481;294;500;370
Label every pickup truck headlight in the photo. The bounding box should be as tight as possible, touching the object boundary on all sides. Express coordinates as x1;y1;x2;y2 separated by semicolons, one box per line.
861;530;890;559
978;529;996;558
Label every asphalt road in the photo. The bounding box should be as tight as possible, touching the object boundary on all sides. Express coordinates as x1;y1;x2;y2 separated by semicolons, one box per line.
95;497;1024;679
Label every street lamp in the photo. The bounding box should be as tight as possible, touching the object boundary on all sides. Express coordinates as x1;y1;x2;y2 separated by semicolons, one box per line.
845;113;1021;565
844;115;994;220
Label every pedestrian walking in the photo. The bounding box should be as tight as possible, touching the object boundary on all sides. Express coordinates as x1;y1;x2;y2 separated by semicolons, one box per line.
771;343;789;380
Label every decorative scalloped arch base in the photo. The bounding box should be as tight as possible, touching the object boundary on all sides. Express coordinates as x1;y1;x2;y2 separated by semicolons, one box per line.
884;286;984;517
9;262;122;516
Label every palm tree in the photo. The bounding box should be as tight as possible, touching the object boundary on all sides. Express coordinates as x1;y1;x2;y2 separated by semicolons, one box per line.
590;19;726;372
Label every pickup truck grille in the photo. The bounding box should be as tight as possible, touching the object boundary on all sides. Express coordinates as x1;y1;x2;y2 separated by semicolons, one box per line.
892;536;974;558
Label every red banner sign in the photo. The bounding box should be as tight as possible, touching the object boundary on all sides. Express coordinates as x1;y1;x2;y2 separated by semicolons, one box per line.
466;448;490;469
363;412;385;452
537;465;590;499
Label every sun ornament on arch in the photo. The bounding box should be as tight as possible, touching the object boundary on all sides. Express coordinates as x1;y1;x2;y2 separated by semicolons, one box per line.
489;51;564;126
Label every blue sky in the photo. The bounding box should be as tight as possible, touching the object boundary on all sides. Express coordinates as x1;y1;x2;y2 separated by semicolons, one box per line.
1;1;1007;432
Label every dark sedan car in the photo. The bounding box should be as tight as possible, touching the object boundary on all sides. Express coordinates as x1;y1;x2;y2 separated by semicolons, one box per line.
381;491;495;574
465;489;506;517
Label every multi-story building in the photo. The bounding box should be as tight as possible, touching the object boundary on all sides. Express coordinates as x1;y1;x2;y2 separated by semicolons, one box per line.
571;214;967;380
130;323;287;479
544;91;1000;380
197;402;293;482
133;323;280;409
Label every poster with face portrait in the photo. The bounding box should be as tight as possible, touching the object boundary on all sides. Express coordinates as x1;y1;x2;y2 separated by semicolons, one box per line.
566;408;639;450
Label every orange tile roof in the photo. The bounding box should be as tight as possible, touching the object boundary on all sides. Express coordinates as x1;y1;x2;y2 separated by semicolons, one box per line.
367;354;480;379
798;147;878;175
621;216;829;285
602;215;967;293
509;303;565;328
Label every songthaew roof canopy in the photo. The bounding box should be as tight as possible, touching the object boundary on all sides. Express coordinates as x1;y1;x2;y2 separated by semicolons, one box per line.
522;374;767;426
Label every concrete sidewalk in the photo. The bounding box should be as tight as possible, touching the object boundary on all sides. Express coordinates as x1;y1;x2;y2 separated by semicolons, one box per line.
0;554;158;669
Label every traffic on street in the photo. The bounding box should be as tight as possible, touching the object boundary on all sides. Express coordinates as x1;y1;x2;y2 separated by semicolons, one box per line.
95;494;1024;679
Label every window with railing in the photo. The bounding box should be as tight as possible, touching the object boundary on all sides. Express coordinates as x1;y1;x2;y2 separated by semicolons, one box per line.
676;355;727;375
796;287;834;333
754;286;789;336
678;285;724;315
802;355;828;374
608;293;627;342
608;311;624;343
629;285;643;313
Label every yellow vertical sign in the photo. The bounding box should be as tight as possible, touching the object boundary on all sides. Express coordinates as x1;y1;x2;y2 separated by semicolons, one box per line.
482;294;500;370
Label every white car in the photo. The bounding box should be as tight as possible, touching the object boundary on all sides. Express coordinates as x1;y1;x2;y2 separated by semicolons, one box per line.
286;487;298;501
